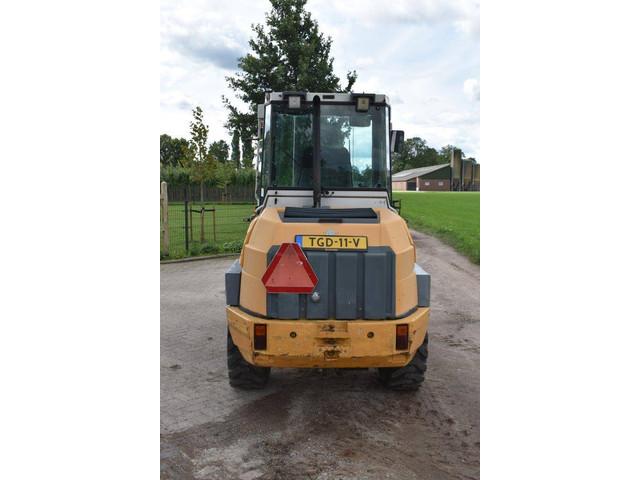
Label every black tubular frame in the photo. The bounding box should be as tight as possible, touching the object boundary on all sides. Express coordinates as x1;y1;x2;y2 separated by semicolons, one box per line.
312;95;321;208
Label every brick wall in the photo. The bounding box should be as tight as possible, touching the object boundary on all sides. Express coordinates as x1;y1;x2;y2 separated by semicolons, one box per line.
392;181;407;191
418;178;450;191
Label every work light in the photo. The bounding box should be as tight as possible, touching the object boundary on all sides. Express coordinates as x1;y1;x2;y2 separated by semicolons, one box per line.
288;95;302;109
356;96;370;112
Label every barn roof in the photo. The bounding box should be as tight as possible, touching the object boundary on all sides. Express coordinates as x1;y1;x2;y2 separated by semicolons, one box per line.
392;163;450;182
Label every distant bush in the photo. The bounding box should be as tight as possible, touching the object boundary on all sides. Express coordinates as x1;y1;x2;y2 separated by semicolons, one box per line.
160;164;255;188
200;243;220;254
228;168;256;186
189;243;202;256
160;165;192;185
223;240;243;253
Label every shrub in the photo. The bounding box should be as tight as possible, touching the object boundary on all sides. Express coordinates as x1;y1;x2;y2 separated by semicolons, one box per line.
161;164;256;188
160;165;192;186
222;240;243;253
229;168;256;186
189;243;202;256
200;243;220;254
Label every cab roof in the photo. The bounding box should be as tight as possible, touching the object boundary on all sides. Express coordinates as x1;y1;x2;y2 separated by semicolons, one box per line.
264;91;389;105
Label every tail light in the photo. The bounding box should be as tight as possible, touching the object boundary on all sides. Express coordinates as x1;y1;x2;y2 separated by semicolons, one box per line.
254;324;267;350
396;324;409;350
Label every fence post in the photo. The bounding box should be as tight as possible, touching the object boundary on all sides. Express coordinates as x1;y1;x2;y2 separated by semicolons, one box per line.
200;208;205;243
160;182;169;256
212;208;216;243
189;205;194;242
184;197;189;254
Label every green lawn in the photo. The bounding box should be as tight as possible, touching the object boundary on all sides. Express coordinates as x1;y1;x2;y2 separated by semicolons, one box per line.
160;195;480;263
393;192;480;264
161;202;255;259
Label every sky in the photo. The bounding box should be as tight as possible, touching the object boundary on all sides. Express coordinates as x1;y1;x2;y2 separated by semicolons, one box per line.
160;0;480;160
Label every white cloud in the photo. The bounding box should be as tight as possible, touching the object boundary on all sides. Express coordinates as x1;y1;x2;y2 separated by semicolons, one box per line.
160;0;480;159
464;78;480;101
309;0;479;36
160;92;195;110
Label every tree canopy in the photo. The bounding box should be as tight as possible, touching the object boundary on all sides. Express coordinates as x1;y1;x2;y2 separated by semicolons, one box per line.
392;137;440;174
160;134;189;167
160;107;254;194
224;0;357;164
230;130;241;168
208;140;229;163
392;138;466;174
227;0;356;106
181;107;217;200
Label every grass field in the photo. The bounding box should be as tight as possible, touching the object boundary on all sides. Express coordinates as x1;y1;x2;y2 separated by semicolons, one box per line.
393;192;480;264
161;202;255;259
161;195;480;263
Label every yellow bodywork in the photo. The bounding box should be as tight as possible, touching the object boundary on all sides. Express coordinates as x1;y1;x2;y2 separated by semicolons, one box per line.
227;306;429;368
228;206;426;368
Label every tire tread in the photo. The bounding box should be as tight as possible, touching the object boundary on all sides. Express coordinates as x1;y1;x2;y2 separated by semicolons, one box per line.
378;333;429;391
227;332;270;389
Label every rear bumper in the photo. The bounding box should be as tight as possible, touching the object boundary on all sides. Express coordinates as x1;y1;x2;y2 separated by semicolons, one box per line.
226;306;429;368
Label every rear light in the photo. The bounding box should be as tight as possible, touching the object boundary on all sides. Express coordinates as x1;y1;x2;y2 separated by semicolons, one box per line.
254;324;267;350
396;324;409;350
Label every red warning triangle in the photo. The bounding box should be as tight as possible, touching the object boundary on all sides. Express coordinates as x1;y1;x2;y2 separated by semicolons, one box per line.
261;243;318;293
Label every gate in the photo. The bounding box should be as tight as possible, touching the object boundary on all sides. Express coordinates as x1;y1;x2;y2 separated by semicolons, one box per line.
160;183;255;259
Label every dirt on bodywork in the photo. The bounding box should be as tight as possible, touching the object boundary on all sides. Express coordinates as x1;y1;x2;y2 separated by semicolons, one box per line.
161;230;479;480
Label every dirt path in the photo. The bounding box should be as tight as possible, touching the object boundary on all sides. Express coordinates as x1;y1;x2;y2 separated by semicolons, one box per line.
161;230;479;479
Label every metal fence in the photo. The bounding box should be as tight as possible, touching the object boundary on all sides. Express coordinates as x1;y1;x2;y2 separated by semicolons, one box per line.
166;184;255;203
160;183;255;259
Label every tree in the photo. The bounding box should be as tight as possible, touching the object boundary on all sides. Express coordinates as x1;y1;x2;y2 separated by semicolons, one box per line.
241;132;255;169
230;130;241;168
183;107;217;202
438;145;466;164
225;0;357;142
208;140;230;163
392;137;442;173
160;134;189;167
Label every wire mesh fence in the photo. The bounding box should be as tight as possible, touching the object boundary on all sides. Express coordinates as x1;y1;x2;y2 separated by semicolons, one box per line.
160;183;255;259
166;184;255;203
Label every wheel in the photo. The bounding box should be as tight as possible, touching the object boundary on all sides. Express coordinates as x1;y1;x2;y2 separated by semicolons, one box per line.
227;331;270;389
378;333;428;391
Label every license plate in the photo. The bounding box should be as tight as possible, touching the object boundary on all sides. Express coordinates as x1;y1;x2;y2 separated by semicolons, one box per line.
295;235;368;251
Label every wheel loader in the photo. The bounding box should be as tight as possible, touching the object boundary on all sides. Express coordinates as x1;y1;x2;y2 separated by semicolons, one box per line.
225;92;431;390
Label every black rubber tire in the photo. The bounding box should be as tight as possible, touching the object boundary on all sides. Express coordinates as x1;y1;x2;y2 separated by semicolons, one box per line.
378;333;428;391
227;331;270;389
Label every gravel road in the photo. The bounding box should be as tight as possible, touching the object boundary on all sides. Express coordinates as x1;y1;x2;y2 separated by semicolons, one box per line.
161;230;479;479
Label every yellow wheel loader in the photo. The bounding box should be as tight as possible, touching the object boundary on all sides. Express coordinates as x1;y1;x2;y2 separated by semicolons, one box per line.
225;92;430;390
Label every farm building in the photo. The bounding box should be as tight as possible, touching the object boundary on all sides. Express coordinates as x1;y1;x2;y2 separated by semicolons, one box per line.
392;152;480;192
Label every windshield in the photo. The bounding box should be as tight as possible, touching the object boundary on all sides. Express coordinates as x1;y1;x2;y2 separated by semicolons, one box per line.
261;102;390;189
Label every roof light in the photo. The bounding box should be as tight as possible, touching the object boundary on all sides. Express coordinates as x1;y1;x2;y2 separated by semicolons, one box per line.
356;96;370;112
288;95;302;109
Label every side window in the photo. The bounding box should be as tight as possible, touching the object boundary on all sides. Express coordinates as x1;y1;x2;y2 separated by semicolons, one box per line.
261;106;272;189
266;106;313;187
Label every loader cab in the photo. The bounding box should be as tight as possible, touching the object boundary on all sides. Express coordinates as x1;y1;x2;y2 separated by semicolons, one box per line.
255;92;404;210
